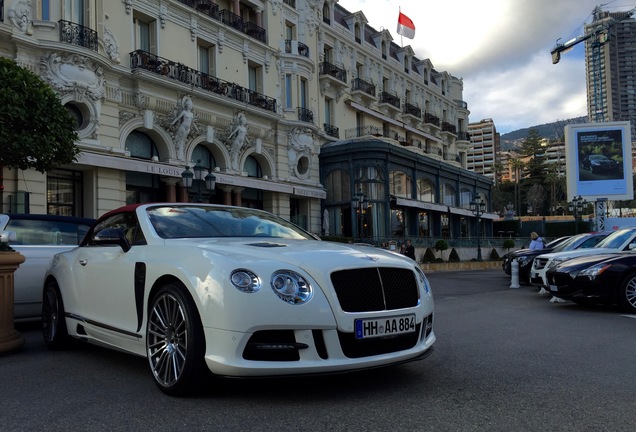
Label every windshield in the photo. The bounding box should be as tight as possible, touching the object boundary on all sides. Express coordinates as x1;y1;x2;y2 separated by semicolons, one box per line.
147;205;316;240
594;229;634;249
551;235;581;252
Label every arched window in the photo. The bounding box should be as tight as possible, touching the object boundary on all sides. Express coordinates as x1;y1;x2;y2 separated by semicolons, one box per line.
245;155;262;178
126;130;159;160
191;145;216;171
389;170;411;199
460;188;472;209
442;182;456;206
417;178;436;202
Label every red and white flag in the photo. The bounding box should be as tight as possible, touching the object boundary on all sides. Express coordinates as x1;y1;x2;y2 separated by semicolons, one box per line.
397;11;415;39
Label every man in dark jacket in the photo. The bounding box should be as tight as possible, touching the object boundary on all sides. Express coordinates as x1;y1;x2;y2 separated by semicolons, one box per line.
404;239;416;260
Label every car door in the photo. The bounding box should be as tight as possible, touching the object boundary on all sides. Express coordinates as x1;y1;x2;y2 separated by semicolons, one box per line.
71;212;144;336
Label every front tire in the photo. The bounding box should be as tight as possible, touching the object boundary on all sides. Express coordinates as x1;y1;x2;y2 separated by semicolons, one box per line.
146;282;207;396
42;280;70;349
619;273;636;313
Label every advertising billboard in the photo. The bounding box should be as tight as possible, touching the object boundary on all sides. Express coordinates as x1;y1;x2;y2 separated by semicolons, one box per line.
565;121;633;202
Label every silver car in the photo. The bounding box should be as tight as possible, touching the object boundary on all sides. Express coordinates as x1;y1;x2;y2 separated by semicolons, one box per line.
0;214;94;320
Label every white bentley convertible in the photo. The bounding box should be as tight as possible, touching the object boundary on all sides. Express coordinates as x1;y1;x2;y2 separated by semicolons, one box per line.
43;203;435;395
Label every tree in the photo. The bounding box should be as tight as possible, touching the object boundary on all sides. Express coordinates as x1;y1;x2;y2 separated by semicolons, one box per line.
0;57;79;173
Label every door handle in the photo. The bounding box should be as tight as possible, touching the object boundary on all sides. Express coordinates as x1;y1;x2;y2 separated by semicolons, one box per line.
79;259;87;266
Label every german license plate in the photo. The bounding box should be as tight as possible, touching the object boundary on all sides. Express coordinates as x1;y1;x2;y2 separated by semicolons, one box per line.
355;315;416;339
549;285;558;292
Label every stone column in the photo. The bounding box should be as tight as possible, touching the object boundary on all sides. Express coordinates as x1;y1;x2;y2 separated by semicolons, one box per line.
161;178;180;202
219;185;234;206
232;187;245;207
0;251;26;353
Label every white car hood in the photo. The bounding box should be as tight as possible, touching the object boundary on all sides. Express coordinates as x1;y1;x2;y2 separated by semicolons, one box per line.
171;238;414;273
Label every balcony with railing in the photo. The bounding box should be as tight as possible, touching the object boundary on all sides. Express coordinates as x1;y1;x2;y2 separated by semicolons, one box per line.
424;112;440;128
345;125;382;139
403;102;421;119
379;92;400;109
324;123;339;138
442;121;457;135
177;0;219;19
59;20;98;51
284;40;309;57
283;0;296;7
218;9;244;31
350;78;376;104
319;61;347;83
129;50;276;113
297;107;314;123
457;131;471;141
244;22;266;43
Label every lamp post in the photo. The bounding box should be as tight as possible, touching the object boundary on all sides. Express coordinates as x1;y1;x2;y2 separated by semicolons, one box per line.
569;195;586;234
470;195;486;261
181;160;216;203
351;190;367;241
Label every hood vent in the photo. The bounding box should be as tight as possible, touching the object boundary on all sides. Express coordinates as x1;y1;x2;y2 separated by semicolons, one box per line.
247;242;287;248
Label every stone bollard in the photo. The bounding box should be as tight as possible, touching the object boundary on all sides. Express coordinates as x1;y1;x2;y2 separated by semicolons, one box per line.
0;250;26;353
510;258;520;289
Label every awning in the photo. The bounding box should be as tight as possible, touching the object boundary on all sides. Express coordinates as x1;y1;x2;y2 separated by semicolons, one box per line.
395;197;499;220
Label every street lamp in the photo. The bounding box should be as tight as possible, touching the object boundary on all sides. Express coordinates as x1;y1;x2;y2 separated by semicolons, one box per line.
181;159;216;203
351;190;368;241
569;195;586;234
470;195;486;261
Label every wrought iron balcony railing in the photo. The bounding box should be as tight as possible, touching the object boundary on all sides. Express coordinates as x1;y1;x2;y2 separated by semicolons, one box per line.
457;131;471;141
351;78;375;97
177;0;219;19
442;122;457;134
403;103;421;117
319;62;347;83
424;113;440;127
218;9;244;32
379;92;400;109
324;123;339;138
244;22;266;43
283;0;296;7
59;20;98;51
345;125;382;139
297;107;314;123
284;40;309;57
129;50;276;113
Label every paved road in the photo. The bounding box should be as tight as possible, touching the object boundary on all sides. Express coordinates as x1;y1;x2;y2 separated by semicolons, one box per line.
2;270;635;431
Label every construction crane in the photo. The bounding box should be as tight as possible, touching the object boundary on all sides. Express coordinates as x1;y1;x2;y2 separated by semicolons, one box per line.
550;6;636;122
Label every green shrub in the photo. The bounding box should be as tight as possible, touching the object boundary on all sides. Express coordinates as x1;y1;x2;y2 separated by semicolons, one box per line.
490;248;500;260
434;239;449;260
502;239;515;251
448;248;460;262
420;247;437;264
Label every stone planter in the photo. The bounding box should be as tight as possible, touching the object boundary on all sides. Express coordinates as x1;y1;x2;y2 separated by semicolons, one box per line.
0;251;26;353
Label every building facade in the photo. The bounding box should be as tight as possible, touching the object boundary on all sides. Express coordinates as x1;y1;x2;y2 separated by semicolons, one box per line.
467;118;499;185
585;6;636;137
0;0;493;240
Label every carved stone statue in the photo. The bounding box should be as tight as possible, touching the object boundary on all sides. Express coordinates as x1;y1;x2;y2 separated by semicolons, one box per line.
227;112;248;171
171;96;196;161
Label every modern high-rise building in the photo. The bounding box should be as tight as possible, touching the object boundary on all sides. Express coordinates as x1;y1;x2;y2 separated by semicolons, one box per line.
467;118;500;184
0;0;493;240
585;6;636;137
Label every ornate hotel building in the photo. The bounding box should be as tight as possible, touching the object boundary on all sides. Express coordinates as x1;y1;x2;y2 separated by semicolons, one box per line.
0;0;494;240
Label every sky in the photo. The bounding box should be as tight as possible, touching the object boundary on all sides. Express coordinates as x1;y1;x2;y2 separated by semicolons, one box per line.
336;0;636;134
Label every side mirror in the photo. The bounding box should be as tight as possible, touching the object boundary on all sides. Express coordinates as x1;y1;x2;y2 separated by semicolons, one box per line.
93;228;131;253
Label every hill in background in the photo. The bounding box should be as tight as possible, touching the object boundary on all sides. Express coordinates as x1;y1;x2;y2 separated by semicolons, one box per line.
499;116;588;151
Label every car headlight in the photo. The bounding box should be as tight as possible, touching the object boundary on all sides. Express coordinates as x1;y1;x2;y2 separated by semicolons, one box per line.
414;265;431;294
230;269;261;293
271;270;313;304
548;258;571;270
578;263;612;280
517;256;532;266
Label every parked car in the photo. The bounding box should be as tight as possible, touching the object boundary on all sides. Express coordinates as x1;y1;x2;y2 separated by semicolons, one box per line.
0;213;94;320
581;154;619;173
530;227;636;289
42;203;435;396
502;236;570;283
545;251;636;312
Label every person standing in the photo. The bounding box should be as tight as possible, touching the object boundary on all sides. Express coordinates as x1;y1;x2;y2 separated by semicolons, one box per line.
403;239;416;260
529;232;544;250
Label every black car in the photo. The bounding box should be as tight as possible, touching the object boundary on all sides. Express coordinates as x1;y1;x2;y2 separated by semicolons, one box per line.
502;236;570;283
546;251;636;312
581;154;619;173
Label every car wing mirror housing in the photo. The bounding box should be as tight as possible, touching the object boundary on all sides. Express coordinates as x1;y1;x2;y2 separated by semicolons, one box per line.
93;228;131;253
